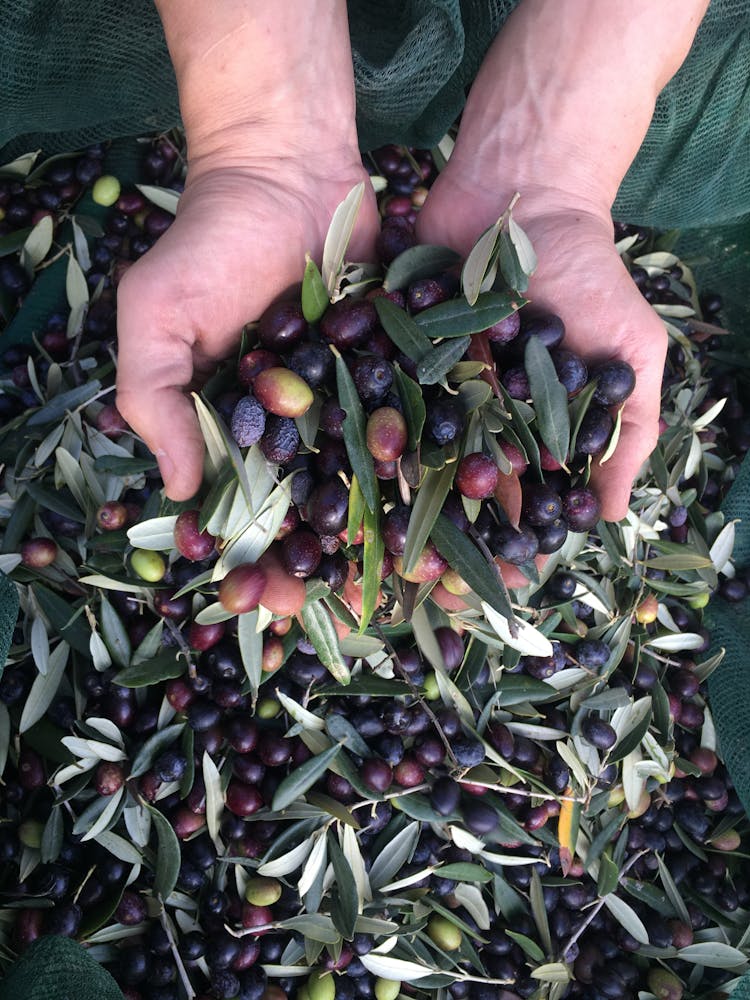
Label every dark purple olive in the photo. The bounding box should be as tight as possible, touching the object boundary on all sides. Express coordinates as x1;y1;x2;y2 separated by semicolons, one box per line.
592;360;636;406
361;758;392;793
352;355;394;404
257;300;307;351
552;348;588;398
501;365;530;400
493;521;539;565
231;395;266;447
431;776;461;816
576;405;614;455
515;312;565;354
321;298;378;350
306;478;349;536
522;483;563;525
462;798;499;835
289;342;333;389
260;415;299;463
282;528;322;578
452;735;485;768
581;715;617;750
535;517;569;554
425;398;464;446
407;277;450;314
562;488;601;532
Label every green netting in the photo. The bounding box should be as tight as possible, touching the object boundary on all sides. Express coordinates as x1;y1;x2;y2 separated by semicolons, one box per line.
1;1;749;231
0;935;124;1000
0;570;18;675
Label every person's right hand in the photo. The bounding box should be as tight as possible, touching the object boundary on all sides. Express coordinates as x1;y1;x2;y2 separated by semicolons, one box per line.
116;0;378;501
116;147;377;501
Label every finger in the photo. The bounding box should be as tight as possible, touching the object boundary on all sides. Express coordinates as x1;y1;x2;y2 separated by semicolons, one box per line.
116;286;206;502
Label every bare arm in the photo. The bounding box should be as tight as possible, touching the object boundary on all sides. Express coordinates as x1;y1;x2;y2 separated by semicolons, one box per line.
418;0;710;519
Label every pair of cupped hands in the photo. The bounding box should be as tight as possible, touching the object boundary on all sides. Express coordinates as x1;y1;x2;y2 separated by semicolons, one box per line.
115;7;668;522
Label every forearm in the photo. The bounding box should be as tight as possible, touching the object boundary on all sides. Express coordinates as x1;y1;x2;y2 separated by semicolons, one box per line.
455;0;710;211
153;1;358;162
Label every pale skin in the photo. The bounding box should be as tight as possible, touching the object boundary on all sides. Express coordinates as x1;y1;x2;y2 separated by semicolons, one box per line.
116;0;711;520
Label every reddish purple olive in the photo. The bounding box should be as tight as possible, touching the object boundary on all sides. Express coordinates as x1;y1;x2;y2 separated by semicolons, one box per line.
320;298;378;350
393;541;448;583
282;528;322;578
95;762;126;796
174;509;216;561
485;310;521;343
187;620;226;652
455;453;499;499
20;537;57;568
218;563;267;614
253;367;314;418
562;488;601;532
225;781;264;817
366;407;408;462
257;300;308;352
362;758;393;793
96;501;128;531
237;348;281;386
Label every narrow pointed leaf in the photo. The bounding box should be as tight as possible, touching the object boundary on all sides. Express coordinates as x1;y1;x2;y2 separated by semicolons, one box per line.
416;337;470;385
374;297;431;361
322;182;365;295
525;337;570;466
335;353;379;512
146;804;181;900
430;514;513;620
414;292;523;339
272;743;342;811
301;254;329;322
301;600;350;685
402;462;457;574
383;245;461;292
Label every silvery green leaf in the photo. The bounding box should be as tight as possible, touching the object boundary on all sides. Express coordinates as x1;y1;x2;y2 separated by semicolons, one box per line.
26;381;102;427
452;883;490;930
508;214;538;278
130;723;185;778
19;641;69;733
257;838;316;878
89;627;112;671
30;615;49;676
71;216;91;272
214;476;294;576
480;602;553;657
126;515;177;551
277;690;325;731
146;804;182;900
55;446;89;512
272;743;343;811
693;395;726;430
602;894;649;944
656;855;690;925
203;751;224;850
278;914;340;944
633;251;679;269
359;955;436;982
80;786;125;842
530;964;572;983
237;610;262;702
342;824;372;904
40;807;64;863
193;392;250;495
505;722;566;741
643;633;706;651
369;821;420;890
298;830;328;898
301;600;350;685
0;149;39;178
85;717;125;746
0;554;22;574
383;245;461;293
525;337;569;467
608;697;652;762
709;519;736;573
378;866;435;893
402;462;457;575
622;749;645;812
296;395;323;450
676;943;747;969
132;619;165;666
598;405;624;466
194;602;236;626
124;803;151;848
100;595;131;669
95;831;143;865
66;250;89;310
78;575;147;594
653;303;695;318
554;740;590;793
462;218;503;306
61;737;126;762
322;181;365;296
136;184;180;215
21;214;54;272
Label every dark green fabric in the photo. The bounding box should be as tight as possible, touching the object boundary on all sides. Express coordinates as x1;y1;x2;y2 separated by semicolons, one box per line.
0;935;124;1000
0;571;19;677
0;1;749;230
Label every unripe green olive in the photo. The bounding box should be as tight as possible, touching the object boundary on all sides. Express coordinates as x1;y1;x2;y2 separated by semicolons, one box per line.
427;914;462;951
92;174;122;206
244;876;282;907
256;697;281;719
307;969;335;1000
18;819;44;849
130;548;166;582
374;978;402;1000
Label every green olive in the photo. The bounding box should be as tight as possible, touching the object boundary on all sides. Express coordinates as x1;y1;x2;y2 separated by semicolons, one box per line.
307;969;335;1000
427;914;462;951
92;175;122;207
374;978;402;1000
244;876;282;907
130;548;166;582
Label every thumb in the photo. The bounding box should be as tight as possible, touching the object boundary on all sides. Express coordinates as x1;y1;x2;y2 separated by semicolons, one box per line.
116;283;206;502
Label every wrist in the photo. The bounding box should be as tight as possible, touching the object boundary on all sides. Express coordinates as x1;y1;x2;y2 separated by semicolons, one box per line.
154;1;360;168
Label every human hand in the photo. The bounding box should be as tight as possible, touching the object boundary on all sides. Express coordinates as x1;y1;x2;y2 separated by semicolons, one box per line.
116;1;378;501
417;176;666;521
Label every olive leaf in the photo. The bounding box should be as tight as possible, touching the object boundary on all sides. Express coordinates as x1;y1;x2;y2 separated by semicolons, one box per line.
462;218;504;305
415;292;523;339
145;804;182;900
402;462;457;575
393;365;426;451
272;743;343;811
508;214;538;279
301;253;329;323
360;502;384;633
322;181;365;296
99;596;131;669
19;641;69;733
416;337;470;385
21;215;54;273
335;352;379;513
383;245;460;292
525;337;570;466
328;833;359;939
430;514;514;621
114;650;182;687
130;723;185;778
300;600;350;685
369;821;420;890
602;894;649;944
136;184;180;215
374;297;432;362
